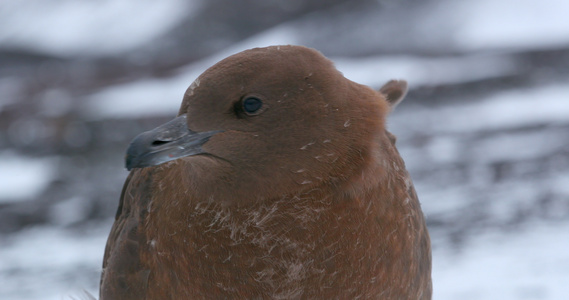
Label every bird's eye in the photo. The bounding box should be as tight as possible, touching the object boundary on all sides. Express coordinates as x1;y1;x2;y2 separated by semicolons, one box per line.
242;97;263;115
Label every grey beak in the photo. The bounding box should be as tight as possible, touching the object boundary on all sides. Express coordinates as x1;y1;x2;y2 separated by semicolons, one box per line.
125;114;221;170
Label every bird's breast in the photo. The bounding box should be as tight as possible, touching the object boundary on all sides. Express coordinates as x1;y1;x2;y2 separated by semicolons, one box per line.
138;182;427;299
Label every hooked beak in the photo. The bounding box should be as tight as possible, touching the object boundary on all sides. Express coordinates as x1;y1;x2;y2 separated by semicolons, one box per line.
125;114;221;170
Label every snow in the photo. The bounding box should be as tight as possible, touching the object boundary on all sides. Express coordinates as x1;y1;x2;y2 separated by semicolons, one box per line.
334;53;517;88
433;221;569;300
85;52;518;119
2;0;569;299
84;25;300;119
2;0;568;58
452;0;569;51
0;0;198;56
1;221;567;300
208;24;301;59
417;168;569;223
470;130;568;164
0;225;108;300
0;152;55;203
66;0;566;121
84;75;194;119
392;84;569;134
293;0;569;55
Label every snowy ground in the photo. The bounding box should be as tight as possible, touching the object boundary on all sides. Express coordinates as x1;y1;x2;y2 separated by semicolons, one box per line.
433;221;569;300
1;0;568;299
1;220;567;300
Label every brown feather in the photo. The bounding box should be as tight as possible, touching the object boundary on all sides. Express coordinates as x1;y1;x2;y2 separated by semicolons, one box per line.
100;45;431;299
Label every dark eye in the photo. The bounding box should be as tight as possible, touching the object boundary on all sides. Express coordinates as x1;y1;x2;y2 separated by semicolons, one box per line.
242;97;263;115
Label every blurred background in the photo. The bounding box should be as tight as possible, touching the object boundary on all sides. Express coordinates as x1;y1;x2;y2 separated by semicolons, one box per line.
0;0;568;299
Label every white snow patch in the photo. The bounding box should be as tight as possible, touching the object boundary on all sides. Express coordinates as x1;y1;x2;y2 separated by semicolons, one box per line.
334;53;517;89
84;75;192;119
550;174;569;195
86;50;515;119
393;84;569;133
48;197;92;226
426;136;461;164
415;183;469;217
0;220;567;300
84;25;300;119
436;84;569;131
0;152;55;203
0;224;109;300
0;227;106;275
433;221;569;300
0;0;197;56
204;24;301;60
469;130;568;163
452;0;569;51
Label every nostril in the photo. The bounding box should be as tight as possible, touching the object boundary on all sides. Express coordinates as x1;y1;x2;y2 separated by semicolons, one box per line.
151;140;169;147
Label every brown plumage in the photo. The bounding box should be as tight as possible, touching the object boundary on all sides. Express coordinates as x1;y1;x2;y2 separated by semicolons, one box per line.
100;45;432;299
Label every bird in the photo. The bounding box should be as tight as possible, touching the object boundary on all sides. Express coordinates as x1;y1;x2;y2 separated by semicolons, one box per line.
100;45;432;299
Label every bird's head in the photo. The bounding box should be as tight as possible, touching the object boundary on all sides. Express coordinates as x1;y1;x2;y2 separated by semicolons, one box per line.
125;45;406;202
